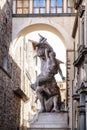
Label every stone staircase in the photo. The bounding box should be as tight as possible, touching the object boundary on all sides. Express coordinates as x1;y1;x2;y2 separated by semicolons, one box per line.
28;112;70;130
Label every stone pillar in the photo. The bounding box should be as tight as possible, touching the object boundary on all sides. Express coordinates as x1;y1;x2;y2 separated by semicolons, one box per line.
72;93;80;130
64;0;67;13
85;1;87;47
79;17;82;46
84;54;87;84
30;0;33;14
84;54;87;130
85;96;87;130
47;0;50;13
78;92;86;130
13;0;16;14
66;50;74;129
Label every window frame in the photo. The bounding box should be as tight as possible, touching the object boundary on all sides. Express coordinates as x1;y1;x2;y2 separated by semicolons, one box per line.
50;0;64;13
16;0;30;14
33;0;46;14
67;0;75;13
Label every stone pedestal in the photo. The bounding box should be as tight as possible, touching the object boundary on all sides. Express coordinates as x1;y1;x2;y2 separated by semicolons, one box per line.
29;112;70;130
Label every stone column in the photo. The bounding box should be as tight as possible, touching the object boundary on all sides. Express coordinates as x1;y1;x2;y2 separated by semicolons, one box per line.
85;96;87;130
13;0;16;14
30;0;33;14
64;0;67;13
79;17;82;46
84;54;87;85
85;1;87;47
84;54;87;130
47;0;50;13
72;93;80;130
78;92;86;130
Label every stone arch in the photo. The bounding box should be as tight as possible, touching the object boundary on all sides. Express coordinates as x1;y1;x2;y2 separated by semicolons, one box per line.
12;20;74;51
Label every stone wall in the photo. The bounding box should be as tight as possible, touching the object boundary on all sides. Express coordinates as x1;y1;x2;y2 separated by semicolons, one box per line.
72;0;87;129
0;1;22;129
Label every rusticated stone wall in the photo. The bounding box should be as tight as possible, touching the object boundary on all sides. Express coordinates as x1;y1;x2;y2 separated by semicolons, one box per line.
0;1;21;129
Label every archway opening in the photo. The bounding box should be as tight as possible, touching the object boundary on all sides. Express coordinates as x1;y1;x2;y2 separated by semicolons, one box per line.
11;28;67;122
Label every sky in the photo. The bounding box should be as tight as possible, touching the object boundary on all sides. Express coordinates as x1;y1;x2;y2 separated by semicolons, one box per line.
25;31;66;82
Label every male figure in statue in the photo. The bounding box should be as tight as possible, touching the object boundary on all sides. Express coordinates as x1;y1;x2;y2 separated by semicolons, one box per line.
31;34;65;113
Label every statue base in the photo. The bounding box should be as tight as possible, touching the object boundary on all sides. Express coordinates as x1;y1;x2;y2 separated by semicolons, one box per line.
29;112;70;129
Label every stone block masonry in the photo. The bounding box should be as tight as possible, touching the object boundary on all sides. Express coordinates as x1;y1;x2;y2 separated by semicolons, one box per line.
0;0;22;129
30;112;69;129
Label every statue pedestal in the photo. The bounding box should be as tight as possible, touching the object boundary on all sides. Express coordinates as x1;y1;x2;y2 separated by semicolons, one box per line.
29;112;69;129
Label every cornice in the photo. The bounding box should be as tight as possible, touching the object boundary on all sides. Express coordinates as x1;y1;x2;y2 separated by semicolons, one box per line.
74;47;87;67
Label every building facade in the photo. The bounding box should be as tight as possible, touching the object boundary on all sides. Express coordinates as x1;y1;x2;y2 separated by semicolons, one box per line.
0;0;77;129
57;81;66;102
72;0;87;130
0;0;21;129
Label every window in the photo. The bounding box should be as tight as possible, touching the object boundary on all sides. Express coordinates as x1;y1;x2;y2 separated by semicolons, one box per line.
33;0;46;14
3;56;7;71
16;0;29;14
50;0;63;13
67;0;75;13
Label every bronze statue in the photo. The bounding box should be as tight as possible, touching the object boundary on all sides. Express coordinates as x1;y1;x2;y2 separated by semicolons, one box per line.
31;34;65;113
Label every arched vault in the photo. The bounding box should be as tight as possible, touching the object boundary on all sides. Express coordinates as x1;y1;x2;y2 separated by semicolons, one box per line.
12;20;74;51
